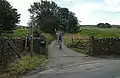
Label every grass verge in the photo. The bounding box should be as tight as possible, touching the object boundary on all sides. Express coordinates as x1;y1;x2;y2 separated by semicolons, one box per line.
72;48;89;55
0;33;54;78
0;55;47;78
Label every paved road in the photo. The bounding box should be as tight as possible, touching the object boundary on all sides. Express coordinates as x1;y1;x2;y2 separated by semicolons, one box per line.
23;41;120;78
47;41;97;69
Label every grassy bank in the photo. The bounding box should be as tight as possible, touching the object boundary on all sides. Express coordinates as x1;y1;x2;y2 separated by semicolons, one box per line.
0;55;47;78
0;33;54;78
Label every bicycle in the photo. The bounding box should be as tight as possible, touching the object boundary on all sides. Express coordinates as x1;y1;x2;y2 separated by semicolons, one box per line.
58;40;62;50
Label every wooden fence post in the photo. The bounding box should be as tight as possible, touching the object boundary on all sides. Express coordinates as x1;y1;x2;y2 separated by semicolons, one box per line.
72;36;73;47
90;35;94;56
25;36;28;52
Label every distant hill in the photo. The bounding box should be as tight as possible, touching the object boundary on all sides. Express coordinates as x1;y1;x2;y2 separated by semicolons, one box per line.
80;25;96;27
80;25;120;28
16;25;30;29
111;25;120;27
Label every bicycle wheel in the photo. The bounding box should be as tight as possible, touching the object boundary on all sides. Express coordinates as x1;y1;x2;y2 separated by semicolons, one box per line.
59;42;62;50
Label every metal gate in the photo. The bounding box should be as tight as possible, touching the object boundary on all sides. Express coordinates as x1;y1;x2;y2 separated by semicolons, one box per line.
71;38;90;54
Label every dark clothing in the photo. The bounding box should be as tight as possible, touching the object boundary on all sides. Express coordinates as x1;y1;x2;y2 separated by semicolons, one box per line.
40;38;46;47
58;36;62;41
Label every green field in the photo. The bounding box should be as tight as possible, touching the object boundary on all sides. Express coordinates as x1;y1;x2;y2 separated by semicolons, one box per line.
64;26;120;46
79;26;120;38
7;28;30;37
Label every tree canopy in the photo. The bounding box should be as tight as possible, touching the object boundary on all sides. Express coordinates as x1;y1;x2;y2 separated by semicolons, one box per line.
28;0;79;34
0;0;20;34
97;23;111;28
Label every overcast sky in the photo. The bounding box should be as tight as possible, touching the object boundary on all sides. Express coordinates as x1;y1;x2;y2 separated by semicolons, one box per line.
7;0;120;25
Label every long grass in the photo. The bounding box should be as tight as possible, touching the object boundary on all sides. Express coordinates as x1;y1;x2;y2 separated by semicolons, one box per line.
64;33;88;45
0;55;47;78
44;33;54;45
0;32;53;78
9;55;47;74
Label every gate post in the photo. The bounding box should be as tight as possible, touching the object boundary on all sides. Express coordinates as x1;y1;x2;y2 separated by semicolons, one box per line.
72;36;74;47
90;35;94;56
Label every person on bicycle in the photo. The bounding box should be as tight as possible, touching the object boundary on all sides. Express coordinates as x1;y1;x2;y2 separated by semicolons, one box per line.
57;30;62;44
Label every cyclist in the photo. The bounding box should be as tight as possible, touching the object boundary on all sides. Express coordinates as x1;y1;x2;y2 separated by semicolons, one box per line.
58;34;62;44
57;31;62;49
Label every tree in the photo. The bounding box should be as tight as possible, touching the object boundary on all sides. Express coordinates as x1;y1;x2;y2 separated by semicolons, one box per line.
97;23;104;28
97;23;111;28
56;8;79;33
68;12;79;33
57;8;70;32
104;23;111;28
28;0;59;33
58;8;69;19
0;0;20;34
29;0;79;33
41;16;60;33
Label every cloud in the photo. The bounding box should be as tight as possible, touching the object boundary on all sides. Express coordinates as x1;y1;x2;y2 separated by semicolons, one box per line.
7;0;56;26
7;0;120;25
8;0;41;26
69;2;103;25
104;0;120;12
104;0;120;5
69;0;120;25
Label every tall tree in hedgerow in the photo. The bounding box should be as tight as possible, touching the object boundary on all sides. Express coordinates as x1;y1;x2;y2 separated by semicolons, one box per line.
28;0;60;33
29;0;79;33
67;12;79;33
0;0;20;34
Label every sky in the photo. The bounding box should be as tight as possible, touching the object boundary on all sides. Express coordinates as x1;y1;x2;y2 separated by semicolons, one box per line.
7;0;120;25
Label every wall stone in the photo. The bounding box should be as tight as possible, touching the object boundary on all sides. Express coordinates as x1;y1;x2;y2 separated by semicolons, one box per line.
91;38;120;56
0;38;26;67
